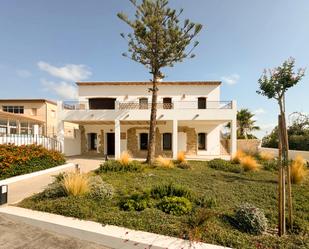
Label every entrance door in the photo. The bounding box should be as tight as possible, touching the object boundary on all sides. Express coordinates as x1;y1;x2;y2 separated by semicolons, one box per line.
88;133;97;151
107;133;115;155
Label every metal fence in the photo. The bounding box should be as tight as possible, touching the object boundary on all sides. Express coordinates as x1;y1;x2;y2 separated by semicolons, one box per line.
0;134;62;152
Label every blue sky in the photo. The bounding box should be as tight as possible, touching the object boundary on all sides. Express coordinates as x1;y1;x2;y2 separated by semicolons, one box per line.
0;0;308;137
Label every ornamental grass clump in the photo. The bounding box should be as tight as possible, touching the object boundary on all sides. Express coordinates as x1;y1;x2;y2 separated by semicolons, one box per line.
62;173;89;197
154;156;174;169
157;196;192;216
291;155;307;184
232;150;246;164
240;155;260;171
177;151;186;163
235;203;267;235
118;151;132;166
150;183;192;200
259;151;275;161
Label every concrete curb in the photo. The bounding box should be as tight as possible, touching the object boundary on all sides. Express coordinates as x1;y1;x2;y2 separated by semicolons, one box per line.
0;163;75;186
0;206;230;249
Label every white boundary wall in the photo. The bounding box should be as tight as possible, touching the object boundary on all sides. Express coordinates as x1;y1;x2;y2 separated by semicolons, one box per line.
259;147;309;161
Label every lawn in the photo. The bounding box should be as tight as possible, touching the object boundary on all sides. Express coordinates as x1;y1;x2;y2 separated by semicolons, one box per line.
18;160;309;249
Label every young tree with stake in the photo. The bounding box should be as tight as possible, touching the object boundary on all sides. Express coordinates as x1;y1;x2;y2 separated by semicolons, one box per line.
118;0;202;164
257;57;305;235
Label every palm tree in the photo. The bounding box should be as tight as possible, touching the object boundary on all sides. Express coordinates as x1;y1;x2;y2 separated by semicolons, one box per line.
236;109;260;139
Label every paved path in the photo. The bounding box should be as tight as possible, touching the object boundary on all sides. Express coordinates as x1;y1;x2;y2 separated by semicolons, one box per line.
6;156;103;204
0;214;110;249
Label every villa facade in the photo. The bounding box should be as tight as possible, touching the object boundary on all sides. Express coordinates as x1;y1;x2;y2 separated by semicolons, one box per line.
58;81;237;159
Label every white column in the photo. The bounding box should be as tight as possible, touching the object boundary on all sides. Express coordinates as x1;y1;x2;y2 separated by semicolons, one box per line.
33;124;39;135
172;119;178;159
57;101;65;153
17;120;21;135
230;118;237;158
7;119;10;135
115;120;121;159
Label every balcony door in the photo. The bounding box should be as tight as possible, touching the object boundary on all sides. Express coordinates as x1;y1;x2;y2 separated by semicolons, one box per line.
163;97;172;109
89;98;116;110
139;98;148;109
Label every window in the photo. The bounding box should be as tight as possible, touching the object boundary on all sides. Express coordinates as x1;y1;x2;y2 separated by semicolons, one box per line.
198;133;206;150
163;133;172;150
163;98;172;109
198;98;207;109
3;106;24;114
139;98;148;109
89;98;116;110
140;133;148;150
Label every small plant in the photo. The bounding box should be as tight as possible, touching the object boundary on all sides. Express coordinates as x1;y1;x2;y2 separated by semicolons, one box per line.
154;156;174;169
98;160;143;172
207;159;242;173
120;193;151;211
232;150;246;164
259;151;275;161
263;159;278;171
177;151;186;163
150;183;192;200
88;175;114;200
195;196;217;208
177;161;191;169
62;173;89;197
234;203;267;235
37;181;66;199
240;156;260;171
157;196;192;216
291;155;307;184
118;151;132;166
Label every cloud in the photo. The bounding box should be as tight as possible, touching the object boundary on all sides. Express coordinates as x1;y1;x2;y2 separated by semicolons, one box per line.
221;74;240;85
17;69;32;78
254;108;266;115
41;79;78;99
38;61;92;82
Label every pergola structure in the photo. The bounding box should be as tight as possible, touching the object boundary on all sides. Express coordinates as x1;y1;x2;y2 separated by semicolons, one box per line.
0;110;44;135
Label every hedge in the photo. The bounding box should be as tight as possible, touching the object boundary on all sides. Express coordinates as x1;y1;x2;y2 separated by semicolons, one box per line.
0;144;66;180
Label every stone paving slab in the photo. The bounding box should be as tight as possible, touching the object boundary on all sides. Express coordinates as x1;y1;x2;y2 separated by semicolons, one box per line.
0;214;111;249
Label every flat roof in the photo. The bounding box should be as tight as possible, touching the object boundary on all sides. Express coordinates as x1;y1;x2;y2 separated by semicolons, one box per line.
76;81;221;86
0;99;57;105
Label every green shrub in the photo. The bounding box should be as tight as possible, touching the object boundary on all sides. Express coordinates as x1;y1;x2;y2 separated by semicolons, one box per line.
234;203;267;235
88;175;114;201
36;181;66;199
207;159;242;173
157;196;192;216
150;183;192;200
195;196;217;208
98;160;143;173
120;193;151;211
176;161;192;169
262;159;278;171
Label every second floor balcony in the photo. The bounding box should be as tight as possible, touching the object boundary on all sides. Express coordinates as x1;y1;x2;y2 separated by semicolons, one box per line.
63;100;233;111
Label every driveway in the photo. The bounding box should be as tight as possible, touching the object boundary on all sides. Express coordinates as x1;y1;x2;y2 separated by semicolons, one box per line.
5;156;103;204
0;214;110;249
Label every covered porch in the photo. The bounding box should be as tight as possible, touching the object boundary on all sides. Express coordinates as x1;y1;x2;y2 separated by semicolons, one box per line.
60;119;237;160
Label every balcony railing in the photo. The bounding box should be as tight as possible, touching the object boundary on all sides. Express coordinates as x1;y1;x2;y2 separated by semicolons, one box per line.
63;100;233;110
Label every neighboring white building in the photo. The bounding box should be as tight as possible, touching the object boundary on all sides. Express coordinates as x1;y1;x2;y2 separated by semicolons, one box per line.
58;81;237;159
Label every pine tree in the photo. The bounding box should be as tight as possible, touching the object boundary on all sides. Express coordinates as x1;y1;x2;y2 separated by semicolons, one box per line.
118;0;202;164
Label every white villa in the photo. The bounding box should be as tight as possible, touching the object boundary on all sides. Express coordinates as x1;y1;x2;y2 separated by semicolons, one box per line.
58;81;237;160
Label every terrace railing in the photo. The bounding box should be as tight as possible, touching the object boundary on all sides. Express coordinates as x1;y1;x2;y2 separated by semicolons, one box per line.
63;100;233;110
0;134;62;152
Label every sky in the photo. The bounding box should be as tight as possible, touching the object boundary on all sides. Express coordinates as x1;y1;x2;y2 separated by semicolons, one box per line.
0;0;309;138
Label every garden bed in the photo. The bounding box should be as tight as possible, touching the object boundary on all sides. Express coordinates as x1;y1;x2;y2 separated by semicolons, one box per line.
0;144;66;180
18;160;309;249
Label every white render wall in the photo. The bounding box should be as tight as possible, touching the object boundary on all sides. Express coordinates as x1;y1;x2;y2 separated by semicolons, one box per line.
63;130;81;156
78;84;221;102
